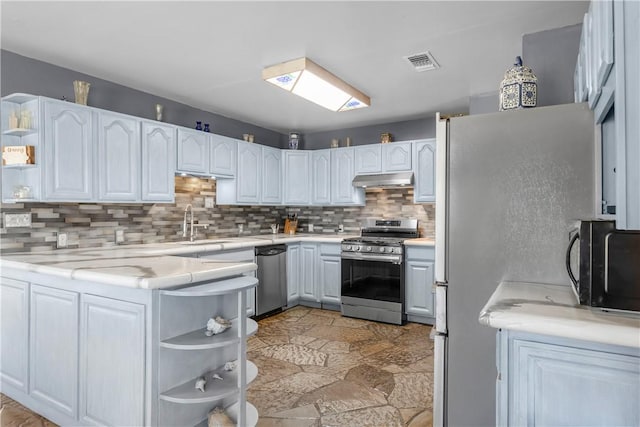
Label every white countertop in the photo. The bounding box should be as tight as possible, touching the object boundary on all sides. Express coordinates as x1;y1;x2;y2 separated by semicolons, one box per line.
403;238;435;247
479;281;640;348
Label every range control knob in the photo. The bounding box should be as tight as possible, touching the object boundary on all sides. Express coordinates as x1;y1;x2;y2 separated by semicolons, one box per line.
355;246;361;251
378;247;385;253
365;246;372;252
343;245;352;251
385;247;393;253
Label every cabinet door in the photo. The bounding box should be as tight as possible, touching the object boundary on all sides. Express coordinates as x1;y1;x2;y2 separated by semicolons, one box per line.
593;0;614;90
0;278;29;391
319;256;341;305
354;145;382;174
98;112;140;201
30;285;79;418
284;150;311;205
331;148;364;205
177;128;208;174
414;140;437;203
141;121;176;202
405;260;435;317
237;141;261;203
262;146;282;204
286;244;300;303
312;150;331;205
300;245;318;301
210;135;237;177
43;100;93;200
382;142;413;171
507;336;640;426
80;295;145;427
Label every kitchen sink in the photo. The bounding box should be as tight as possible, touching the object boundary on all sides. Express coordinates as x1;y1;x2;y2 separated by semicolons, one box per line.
177;240;232;245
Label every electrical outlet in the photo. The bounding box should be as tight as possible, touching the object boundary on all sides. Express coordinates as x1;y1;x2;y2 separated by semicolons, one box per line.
57;232;68;248
204;197;214;208
115;229;125;244
308;223;314;232
238;224;244;233
338;224;345;233
3;213;31;228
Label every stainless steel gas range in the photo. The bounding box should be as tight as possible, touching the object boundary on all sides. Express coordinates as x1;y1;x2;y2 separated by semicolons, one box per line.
340;218;419;325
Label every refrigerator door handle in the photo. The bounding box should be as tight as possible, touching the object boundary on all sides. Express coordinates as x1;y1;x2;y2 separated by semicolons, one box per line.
435;283;447;334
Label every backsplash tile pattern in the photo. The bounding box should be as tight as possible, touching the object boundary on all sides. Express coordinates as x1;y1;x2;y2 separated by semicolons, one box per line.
0;178;434;253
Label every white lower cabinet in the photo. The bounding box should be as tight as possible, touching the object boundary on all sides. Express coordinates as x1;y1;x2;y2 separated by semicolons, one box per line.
319;244;341;305
286;244;301;305
287;243;341;308
30;284;79;418
497;330;640;426
0;278;29;391
80;295;145;426
405;246;435;324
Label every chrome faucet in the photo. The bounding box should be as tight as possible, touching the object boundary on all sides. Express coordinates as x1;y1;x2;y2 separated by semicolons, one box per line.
183;204;208;242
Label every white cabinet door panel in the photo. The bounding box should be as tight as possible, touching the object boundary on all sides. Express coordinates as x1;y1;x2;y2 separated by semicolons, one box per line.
284;150;311;205
0;278;29;391
237;142;261;203
30;285;79;418
382;142;412;171
287;244;301;303
210;135;237;177
331;148;364;205
80;295;145;427
177;128;208;174
406;260;435;317
355;145;382;174
98;112;140;201
141;121;176;202
312;150;331;205
300;244;318;301
414;140;436;203
262;147;282;204
43;100;93;200
319;256;341;304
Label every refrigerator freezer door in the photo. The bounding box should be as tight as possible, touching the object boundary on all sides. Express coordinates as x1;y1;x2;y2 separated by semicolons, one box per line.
433;333;447;427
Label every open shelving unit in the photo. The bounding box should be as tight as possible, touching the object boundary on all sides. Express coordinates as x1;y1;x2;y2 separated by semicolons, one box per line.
157;275;259;427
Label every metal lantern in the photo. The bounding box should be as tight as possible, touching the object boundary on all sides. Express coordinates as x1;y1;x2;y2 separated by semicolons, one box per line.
499;56;537;111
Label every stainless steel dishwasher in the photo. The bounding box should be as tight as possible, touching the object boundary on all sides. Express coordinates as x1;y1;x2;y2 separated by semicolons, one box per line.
255;245;287;317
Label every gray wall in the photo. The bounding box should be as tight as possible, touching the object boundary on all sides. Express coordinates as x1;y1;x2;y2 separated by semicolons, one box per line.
469;24;582;116
522;23;582;107
300;117;436;150
1;50;287;148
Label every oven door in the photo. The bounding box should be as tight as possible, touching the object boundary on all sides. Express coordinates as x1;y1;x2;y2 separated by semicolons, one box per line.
340;252;405;324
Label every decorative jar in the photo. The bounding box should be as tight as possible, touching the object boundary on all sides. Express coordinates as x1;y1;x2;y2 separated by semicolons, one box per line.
289;132;300;150
499;56;537;111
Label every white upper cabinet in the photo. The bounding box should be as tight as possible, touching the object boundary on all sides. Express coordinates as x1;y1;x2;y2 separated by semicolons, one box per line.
176;128;209;174
354;145;382;174
283;150;311;205
331;147;365;205
262;146;282;204
236;141;262;203
98;112;140;201
210;135;237;177
141;121;175;202
382;142;413;171
414;139;437;203
43;99;94;201
312;150;331;205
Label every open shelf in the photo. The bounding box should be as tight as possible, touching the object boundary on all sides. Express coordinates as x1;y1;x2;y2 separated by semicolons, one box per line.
159;275;257;297
159;361;258;404
2;163;37;169
160;318;258;350
226;401;259;427
2;128;36;137
2;93;38;104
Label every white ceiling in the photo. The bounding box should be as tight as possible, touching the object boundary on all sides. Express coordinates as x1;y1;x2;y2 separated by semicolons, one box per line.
1;1;588;134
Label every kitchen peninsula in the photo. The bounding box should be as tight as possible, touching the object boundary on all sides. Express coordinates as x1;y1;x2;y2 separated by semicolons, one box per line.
479;282;640;426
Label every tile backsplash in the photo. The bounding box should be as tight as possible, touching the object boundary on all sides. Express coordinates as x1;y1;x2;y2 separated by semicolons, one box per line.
0;177;434;253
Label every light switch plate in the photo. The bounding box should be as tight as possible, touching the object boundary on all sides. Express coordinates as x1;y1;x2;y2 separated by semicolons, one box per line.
308;223;314;232
3;213;32;228
115;229;125;244
57;232;68;248
205;197;214;208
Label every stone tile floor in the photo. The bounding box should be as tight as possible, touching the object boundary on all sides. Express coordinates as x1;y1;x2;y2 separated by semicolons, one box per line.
0;307;434;427
249;307;434;427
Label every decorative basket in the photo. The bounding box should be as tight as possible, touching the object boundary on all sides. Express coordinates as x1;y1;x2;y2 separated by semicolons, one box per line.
499;56;537;111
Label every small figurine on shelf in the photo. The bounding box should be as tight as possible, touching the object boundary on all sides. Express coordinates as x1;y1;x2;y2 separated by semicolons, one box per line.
205;316;231;336
207;407;234;427
203;123;210;132
195;376;206;392
8;110;19;129
19;110;32;129
195;121;203;131
223;360;238;371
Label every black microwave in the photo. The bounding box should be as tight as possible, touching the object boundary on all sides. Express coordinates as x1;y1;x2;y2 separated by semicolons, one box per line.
566;220;640;312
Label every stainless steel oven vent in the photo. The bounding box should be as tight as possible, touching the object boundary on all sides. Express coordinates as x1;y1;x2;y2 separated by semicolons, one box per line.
405;51;440;72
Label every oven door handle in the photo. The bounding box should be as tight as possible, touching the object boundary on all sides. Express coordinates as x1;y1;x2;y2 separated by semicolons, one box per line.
341;252;403;264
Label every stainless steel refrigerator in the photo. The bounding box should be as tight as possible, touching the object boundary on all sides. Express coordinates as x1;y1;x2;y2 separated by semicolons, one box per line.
432;103;596;426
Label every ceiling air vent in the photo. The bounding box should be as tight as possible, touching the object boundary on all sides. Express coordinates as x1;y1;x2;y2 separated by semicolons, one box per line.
405;51;440;72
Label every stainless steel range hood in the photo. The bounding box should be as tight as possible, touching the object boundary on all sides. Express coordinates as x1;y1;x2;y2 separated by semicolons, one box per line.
352;172;414;188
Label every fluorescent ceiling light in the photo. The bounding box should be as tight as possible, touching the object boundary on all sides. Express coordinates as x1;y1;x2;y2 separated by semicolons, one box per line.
263;58;370;112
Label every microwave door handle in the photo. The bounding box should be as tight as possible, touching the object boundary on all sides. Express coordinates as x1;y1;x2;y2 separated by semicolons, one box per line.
566;231;580;286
